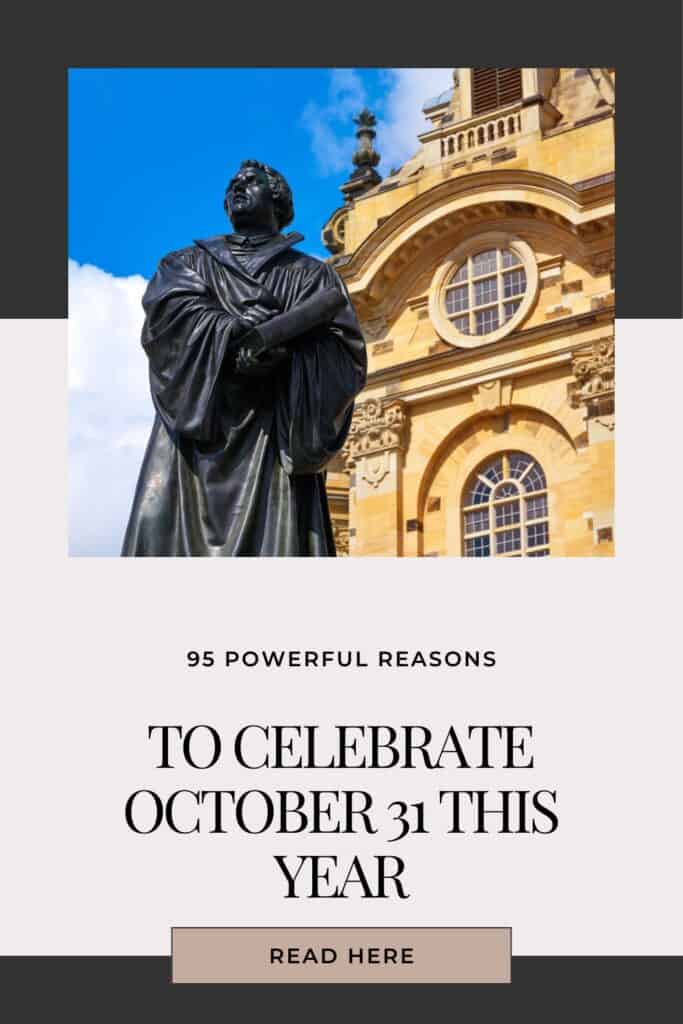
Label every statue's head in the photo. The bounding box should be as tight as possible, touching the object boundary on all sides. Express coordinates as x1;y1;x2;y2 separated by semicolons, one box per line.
224;159;294;232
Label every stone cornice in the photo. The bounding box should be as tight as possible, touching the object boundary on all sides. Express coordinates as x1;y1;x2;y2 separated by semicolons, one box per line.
363;307;615;392
361;336;615;413
339;168;615;291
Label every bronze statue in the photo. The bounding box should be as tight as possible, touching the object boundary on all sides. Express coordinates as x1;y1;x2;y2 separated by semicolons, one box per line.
122;160;366;556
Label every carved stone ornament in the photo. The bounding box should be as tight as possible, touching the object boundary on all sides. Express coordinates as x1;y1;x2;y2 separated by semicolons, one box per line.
589;250;615;277
473;379;513;413
361;316;388;341
568;338;615;416
343;398;408;487
332;520;350;556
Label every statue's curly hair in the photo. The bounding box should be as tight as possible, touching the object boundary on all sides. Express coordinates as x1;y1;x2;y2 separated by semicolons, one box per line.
224;159;294;230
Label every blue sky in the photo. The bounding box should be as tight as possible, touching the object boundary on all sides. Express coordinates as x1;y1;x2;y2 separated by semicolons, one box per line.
68;67;452;554
69;68;449;275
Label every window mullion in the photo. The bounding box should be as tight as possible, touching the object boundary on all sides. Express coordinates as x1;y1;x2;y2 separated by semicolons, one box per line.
468;258;474;334
498;250;504;322
487;495;494;557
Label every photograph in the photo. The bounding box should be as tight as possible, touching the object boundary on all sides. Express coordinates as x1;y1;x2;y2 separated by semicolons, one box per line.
68;67;615;557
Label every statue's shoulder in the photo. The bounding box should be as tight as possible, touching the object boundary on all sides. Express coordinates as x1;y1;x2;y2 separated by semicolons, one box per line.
159;242;203;269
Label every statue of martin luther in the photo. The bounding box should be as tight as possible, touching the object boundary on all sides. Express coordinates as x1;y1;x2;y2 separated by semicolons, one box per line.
122;160;366;556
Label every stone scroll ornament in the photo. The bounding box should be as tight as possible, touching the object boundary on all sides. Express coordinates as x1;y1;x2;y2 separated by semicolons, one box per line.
343;399;408;489
568;338;615;418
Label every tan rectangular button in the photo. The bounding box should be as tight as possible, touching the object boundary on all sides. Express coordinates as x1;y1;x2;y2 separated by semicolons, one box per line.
172;927;511;984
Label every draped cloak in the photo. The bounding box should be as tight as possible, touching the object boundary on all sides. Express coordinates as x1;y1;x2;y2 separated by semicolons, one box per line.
121;232;366;556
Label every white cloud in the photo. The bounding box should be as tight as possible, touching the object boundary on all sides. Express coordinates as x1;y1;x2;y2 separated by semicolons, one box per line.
68;260;150;556
378;68;454;171
303;68;454;179
302;68;368;176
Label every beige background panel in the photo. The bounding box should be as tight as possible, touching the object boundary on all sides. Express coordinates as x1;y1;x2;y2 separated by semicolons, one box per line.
0;320;681;956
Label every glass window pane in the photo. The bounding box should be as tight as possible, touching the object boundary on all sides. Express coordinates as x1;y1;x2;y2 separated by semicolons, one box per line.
503;268;526;297
465;535;491;557
483;458;503;484
474;276;498;306
501;249;521;268
464;508;489;534
452;263;468;283
504;300;521;321
508;452;532;479
472;249;497;275
454;315;470;334
527;548;549;557
467;478;492;505
475;307;500;334
527;522;549;548
495;500;520;527
523;463;547;493
526;494;548;520
496;528;521;554
495;482;518;498
445;284;469;314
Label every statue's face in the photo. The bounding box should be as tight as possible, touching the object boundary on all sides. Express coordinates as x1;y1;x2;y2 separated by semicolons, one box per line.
226;165;275;227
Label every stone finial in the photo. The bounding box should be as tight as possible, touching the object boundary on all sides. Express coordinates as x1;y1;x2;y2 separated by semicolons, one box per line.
352;108;380;166
340;108;382;202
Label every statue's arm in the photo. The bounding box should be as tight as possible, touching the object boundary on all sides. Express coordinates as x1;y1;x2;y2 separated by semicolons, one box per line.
141;251;250;440
271;261;367;474
234;261;365;379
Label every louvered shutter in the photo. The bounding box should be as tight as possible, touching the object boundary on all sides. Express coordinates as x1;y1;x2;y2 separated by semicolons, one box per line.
472;68;522;115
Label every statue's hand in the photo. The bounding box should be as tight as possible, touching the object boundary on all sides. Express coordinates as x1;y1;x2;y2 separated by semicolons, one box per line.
235;339;288;377
231;297;279;342
231;315;265;342
241;294;280;328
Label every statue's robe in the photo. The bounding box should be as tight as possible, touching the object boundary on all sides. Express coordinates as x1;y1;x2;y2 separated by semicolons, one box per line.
121;232;366;556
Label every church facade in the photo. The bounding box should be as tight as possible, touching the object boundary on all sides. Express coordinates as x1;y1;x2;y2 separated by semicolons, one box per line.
323;68;615;557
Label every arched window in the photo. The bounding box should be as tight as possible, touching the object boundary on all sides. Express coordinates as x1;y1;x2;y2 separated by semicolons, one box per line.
462;452;550;557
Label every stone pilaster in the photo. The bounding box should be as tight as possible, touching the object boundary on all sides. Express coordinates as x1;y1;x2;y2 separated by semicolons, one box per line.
343;398;408;556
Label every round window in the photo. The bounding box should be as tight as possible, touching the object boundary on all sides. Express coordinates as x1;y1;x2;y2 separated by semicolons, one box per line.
444;248;526;337
429;233;538;348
